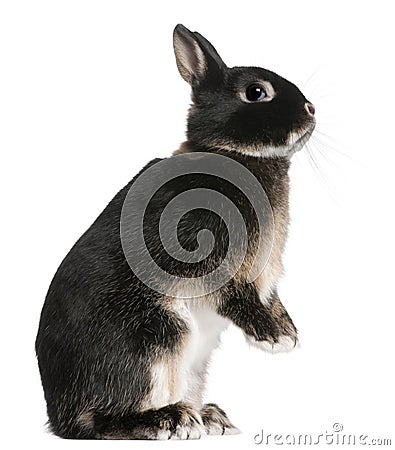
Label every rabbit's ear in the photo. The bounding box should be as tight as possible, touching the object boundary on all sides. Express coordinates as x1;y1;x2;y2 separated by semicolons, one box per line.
173;24;226;85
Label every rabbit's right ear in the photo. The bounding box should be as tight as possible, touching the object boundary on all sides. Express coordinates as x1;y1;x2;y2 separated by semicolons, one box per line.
173;24;226;85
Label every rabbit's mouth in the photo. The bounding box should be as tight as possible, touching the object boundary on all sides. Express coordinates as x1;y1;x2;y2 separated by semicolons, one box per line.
191;119;316;159
286;122;315;158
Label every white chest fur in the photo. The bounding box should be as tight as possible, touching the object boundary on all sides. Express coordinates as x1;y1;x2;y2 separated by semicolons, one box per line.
174;299;229;406
142;298;229;411
183;300;229;367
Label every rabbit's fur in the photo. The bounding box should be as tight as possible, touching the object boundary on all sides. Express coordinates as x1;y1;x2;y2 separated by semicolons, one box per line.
36;24;315;439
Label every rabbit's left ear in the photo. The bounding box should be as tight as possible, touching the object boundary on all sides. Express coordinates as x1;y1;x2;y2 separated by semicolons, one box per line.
173;24;226;85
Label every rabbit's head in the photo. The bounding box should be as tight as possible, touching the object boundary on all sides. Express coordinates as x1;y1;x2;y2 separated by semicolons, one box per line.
174;24;315;158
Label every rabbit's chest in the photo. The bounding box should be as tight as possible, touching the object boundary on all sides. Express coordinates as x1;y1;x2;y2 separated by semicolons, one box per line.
178;300;229;369
186;302;229;362
253;204;289;302
171;299;229;404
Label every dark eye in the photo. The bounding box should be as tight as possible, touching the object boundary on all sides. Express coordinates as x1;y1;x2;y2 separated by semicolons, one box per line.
245;84;267;102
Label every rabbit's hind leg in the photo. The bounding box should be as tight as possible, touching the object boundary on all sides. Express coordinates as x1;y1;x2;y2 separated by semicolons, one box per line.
200;403;240;435
94;402;205;440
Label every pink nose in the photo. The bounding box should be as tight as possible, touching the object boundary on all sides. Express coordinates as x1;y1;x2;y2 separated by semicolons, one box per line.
305;102;315;116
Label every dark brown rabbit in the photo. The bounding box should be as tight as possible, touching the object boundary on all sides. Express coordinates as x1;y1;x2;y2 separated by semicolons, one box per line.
36;24;315;440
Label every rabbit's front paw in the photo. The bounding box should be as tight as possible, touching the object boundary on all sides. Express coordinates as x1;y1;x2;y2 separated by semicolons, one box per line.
243;296;298;353
245;333;298;353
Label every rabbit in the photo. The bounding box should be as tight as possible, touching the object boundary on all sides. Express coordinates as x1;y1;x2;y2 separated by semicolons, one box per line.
35;24;315;440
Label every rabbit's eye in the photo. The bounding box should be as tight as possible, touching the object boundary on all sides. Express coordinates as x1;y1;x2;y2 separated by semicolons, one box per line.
240;81;275;103
245;84;267;102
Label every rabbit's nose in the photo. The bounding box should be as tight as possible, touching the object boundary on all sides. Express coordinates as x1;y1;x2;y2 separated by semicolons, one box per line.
305;102;315;117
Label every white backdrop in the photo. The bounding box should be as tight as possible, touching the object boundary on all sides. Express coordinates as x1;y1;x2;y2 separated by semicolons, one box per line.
1;1;394;449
